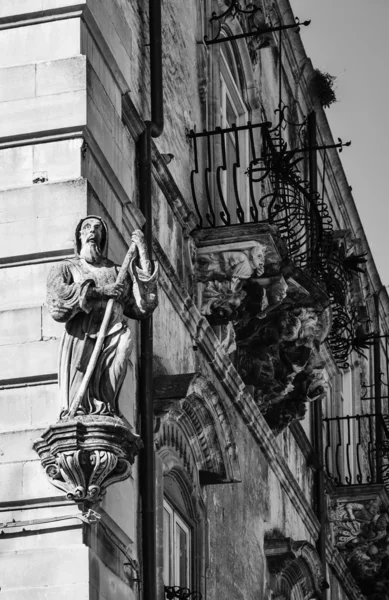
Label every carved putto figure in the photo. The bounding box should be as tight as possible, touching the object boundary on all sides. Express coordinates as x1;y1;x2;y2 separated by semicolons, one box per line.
47;216;158;417
197;242;266;282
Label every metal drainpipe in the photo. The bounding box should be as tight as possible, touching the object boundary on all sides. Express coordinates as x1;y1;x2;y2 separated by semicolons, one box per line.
139;1;163;600
308;111;327;598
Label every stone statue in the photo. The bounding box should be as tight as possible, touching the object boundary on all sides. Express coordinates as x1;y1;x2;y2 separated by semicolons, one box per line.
34;216;158;505
47;216;158;418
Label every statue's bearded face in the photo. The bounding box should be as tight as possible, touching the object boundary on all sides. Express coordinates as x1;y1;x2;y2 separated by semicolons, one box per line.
79;218;104;263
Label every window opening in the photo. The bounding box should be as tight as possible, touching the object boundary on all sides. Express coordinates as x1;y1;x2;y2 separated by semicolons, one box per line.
218;48;249;224
163;498;192;587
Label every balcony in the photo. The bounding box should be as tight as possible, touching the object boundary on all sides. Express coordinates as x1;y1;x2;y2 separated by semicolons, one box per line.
189;113;362;431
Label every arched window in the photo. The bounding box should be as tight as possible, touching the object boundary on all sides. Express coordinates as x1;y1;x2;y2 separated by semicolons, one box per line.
154;373;241;598
265;538;328;600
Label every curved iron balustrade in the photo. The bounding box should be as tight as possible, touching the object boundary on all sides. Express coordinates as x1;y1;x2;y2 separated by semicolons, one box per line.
323;413;389;486
164;586;202;600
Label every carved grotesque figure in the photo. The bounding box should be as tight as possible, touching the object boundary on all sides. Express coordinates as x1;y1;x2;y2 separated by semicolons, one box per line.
47;216;158;417
197;243;266;283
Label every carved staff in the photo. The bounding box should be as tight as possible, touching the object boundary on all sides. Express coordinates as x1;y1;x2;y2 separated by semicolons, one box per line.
68;242;137;419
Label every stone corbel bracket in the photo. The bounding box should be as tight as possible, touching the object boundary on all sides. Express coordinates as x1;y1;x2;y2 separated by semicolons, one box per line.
33;415;142;506
192;223;287;324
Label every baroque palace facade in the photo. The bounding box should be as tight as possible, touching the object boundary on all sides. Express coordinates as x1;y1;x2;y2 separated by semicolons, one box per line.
1;1;389;599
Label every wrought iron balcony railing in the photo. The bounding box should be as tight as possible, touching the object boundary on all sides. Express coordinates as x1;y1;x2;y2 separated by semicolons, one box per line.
188;121;328;266
323;413;389;486
164;586;202;600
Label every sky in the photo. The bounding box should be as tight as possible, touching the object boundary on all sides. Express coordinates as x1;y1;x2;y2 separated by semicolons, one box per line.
289;0;389;286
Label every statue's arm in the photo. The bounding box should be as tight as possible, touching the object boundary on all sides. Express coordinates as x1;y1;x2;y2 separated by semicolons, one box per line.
47;262;95;323
122;230;159;320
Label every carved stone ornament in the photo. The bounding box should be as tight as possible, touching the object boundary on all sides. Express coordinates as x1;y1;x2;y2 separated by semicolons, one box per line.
153;373;241;485
34;217;158;504
265;536;328;598
329;485;389;600
192;223;332;433
244;2;275;65
193;223;286;325
33;415;142;504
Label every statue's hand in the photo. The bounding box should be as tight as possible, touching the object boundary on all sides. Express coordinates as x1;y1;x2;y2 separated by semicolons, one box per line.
131;229;152;275
98;283;124;300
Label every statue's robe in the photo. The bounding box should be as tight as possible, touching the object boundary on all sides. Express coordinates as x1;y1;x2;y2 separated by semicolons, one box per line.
47;256;157;415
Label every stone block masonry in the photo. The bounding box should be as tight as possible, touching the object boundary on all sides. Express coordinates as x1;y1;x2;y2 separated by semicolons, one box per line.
0;5;140;599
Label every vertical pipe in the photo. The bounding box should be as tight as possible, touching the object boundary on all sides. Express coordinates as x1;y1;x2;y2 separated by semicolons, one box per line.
149;0;164;137
139;125;156;600
138;3;163;599
308;110;327;598
374;293;383;483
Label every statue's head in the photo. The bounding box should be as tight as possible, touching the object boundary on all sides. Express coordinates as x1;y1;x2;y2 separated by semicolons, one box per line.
75;216;108;262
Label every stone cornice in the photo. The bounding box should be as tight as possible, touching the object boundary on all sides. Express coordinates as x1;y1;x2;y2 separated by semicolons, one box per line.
0;3;86;30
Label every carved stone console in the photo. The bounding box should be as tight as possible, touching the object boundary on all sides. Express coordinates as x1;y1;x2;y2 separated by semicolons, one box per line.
329;485;389;600
192;223;332;434
193;223;286;324
34;415;142;505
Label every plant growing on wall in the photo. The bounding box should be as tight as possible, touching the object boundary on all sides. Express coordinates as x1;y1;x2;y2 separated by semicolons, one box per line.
312;69;337;108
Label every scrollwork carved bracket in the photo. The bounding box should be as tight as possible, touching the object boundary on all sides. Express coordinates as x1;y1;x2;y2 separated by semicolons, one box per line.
33;415;142;505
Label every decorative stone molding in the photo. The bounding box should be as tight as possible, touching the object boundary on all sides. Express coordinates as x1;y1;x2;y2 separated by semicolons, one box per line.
244;2;275;65
154;372;241;484
329;485;389;600
193;223;286;324
33;416;141;505
265;537;328;599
